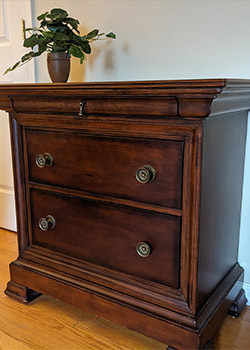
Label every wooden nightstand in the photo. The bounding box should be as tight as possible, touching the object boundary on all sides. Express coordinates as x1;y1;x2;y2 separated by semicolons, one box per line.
0;80;248;349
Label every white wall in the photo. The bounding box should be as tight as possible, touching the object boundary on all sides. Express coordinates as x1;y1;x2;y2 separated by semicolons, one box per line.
239;116;250;304
32;0;250;82
0;0;34;231
0;113;16;231
32;0;250;303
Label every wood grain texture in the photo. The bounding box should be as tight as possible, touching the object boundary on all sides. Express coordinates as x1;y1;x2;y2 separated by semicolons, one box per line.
25;129;184;209
29;188;181;288
198;111;248;309
0;79;250;117
0;229;249;350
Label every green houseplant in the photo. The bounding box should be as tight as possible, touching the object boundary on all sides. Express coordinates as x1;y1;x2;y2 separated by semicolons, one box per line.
4;8;116;82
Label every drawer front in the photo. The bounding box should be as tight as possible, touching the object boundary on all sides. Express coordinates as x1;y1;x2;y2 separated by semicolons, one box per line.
30;189;181;289
26;130;183;209
11;95;178;116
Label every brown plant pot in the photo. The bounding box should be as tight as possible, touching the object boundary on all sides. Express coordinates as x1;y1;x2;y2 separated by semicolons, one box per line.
47;52;70;83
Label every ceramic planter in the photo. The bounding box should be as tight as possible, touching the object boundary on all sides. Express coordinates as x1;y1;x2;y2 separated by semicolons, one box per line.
47;52;70;83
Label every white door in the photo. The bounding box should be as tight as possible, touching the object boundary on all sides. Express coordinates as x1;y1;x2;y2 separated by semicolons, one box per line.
0;0;34;231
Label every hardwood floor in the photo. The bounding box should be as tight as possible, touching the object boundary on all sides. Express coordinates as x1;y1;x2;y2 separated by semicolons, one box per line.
0;228;249;350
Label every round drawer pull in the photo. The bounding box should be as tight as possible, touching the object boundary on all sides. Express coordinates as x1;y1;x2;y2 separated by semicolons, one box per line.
136;242;152;258
36;153;53;168
39;215;56;231
136;165;156;184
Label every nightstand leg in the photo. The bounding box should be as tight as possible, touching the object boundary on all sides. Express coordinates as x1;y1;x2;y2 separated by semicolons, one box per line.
5;281;42;304
228;288;248;317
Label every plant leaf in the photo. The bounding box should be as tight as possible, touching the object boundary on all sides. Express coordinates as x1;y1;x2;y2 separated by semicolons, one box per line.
4;61;20;75
37;45;48;54
40;19;48;28
35;35;52;48
37;11;49;21
80;55;85;64
41;31;54;38
50;8;68;20
25;27;36;31
46;24;68;32
64;17;79;31
69;45;83;58
106;32;116;39
53;32;69;41
3;67;12;75
33;50;46;57
51;42;67;52
79;40;91;54
23;34;38;48
86;29;99;39
21;51;34;62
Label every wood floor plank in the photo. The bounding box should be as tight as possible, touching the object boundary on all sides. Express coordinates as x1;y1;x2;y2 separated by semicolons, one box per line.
0;228;249;350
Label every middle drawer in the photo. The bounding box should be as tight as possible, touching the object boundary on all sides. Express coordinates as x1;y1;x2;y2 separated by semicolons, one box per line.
26;129;184;209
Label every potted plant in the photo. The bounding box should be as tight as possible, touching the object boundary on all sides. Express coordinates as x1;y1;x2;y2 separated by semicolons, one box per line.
4;8;116;82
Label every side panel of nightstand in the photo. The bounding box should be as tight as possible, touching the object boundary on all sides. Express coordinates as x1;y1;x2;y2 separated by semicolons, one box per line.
198;111;248;310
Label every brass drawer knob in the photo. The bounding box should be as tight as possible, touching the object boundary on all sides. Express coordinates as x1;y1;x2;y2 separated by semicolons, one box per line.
136;242;152;258
136;165;156;184
36;153;53;168
39;215;56;231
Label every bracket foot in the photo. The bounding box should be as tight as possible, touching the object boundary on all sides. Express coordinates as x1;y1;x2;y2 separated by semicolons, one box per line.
5;281;42;304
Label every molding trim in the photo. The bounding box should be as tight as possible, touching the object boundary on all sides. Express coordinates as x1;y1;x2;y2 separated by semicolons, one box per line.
0;184;14;195
0;190;16;231
243;282;250;305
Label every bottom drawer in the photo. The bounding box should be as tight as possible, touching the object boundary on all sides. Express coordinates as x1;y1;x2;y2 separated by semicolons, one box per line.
30;189;181;289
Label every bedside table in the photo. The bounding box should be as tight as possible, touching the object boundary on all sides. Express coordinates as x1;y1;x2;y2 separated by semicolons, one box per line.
0;79;248;349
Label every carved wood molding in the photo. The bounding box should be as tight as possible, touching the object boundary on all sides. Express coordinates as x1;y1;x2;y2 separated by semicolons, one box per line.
1;79;250;118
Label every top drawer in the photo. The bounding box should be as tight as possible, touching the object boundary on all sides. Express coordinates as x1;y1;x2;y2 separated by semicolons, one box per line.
10;95;178;117
25;129;183;209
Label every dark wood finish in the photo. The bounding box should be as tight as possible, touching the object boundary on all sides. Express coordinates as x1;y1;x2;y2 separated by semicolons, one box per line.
25;129;184;209
228;288;248;317
30;188;181;288
168;344;215;350
168;340;216;350
198;111;248;309
1;79;249;349
5;259;244;349
204;340;215;350
9;95;179;116
4;281;41;303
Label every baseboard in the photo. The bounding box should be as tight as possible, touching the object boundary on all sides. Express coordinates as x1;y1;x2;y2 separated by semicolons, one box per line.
243;282;250;305
0;189;16;231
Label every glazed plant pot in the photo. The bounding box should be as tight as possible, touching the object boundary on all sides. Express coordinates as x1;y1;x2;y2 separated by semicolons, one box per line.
47;52;70;83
